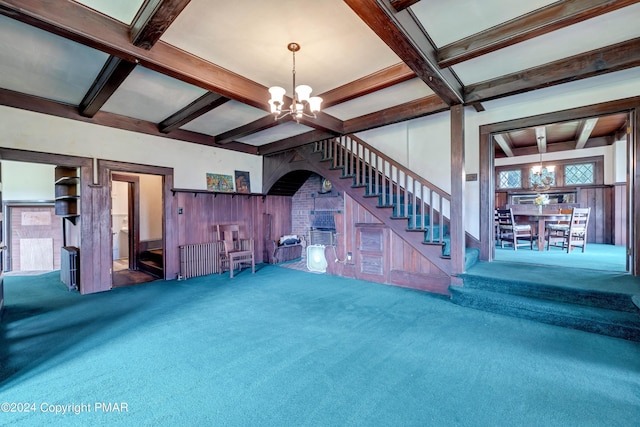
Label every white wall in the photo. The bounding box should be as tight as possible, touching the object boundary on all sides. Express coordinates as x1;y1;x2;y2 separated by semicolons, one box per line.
1;160;55;201
0;107;263;191
111;174;162;241
139;174;162;240
356;67;640;238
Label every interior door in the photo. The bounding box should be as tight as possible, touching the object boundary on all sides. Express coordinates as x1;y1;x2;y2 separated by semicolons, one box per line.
355;224;389;283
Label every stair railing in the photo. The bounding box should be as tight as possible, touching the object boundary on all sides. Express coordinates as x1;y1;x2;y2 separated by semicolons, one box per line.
314;135;451;245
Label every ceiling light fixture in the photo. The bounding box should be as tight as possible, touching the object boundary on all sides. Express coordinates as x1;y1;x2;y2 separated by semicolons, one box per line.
268;42;322;122
531;137;555;191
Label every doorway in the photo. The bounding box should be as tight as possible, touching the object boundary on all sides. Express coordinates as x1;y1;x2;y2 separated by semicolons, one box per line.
479;100;638;275
111;172;163;287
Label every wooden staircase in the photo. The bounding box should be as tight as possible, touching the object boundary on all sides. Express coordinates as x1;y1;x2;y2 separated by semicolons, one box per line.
299;135;463;290
139;248;163;278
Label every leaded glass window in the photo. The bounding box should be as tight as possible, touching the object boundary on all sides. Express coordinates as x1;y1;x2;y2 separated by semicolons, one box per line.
498;170;521;189
565;163;594;185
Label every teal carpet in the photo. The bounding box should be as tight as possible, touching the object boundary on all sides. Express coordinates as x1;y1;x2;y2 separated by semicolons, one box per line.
494;243;627;272
1;267;640;426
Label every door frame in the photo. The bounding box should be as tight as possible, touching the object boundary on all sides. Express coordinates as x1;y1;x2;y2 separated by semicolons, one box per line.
479;96;640;274
99;160;174;284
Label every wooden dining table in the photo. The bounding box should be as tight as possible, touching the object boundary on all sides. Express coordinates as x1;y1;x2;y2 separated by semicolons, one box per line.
514;212;572;251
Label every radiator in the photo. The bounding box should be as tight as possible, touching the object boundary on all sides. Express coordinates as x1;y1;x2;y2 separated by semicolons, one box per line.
179;242;222;279
61;246;79;291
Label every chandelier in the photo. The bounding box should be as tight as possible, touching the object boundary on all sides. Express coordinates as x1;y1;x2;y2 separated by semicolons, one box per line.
531;150;555;191
268;42;322;122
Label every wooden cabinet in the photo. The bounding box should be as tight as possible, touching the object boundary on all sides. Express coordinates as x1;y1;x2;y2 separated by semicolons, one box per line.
54;166;80;224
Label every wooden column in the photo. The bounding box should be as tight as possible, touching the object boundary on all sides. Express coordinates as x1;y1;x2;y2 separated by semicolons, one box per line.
450;104;465;275
632;107;640;275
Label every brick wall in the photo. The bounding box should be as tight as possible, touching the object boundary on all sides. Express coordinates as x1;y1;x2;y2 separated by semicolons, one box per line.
292;173;343;244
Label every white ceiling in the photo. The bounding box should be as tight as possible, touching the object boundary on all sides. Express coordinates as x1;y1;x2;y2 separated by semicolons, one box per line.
0;0;638;151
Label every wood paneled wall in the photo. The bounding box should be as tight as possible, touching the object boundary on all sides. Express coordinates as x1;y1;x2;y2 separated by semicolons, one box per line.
175;191;292;264
614;183;627;246
328;193;450;294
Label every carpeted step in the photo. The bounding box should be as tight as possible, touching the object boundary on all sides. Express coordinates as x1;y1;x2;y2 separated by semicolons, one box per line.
449;286;640;341
457;273;637;312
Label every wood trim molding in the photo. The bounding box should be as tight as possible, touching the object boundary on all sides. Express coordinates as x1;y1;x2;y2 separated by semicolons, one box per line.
465;38;640;104
79;56;137;117
344;0;463;105
130;0;192;49
0;88;259;155
438;0;640;68
159;92;230;133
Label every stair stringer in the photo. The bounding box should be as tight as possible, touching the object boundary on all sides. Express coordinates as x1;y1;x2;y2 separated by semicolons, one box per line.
290;144;454;290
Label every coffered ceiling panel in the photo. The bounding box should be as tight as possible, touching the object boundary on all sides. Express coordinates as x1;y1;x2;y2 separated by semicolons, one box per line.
74;0;145;24
160;0;402;94
410;0;556;47
181;101;270;136
101;67;208;123
0;15;107;104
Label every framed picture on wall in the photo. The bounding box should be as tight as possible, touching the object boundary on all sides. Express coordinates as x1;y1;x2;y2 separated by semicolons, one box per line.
206;173;234;192
234;171;250;193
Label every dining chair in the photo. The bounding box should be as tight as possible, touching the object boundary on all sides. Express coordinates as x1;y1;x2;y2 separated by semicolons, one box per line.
496;208;533;251
545;208;573;250
216;224;255;278
564;207;591;253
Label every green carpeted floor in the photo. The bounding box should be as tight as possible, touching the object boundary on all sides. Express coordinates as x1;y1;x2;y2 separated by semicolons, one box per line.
495;243;627;272
1;266;640;426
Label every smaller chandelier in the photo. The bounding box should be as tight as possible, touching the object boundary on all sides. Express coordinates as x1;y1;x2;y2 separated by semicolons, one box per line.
531;151;555;191
268;42;322;122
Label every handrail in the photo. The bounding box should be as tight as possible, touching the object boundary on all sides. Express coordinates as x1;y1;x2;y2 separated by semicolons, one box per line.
314;135;451;244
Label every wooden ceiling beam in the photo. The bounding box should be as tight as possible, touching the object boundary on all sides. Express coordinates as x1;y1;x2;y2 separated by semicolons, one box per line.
215;114;288;145
493;134;514;158
390;0;421;13
535;126;547;153
159;92;230;133
320;62;416;108
344;0;463;106
297;111;344;135
438;0;640;68
0;0;271;111
258;130;336;156
79;55;137;117
0;88;258;154
130;0;192;49
465;38;640;104
344;95;449;134
574;118;598;149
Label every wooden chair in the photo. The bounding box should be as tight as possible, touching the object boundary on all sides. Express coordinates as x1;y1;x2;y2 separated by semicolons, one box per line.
216;224;255;278
496;208;533;251
545;208;573;250
564;207;591;253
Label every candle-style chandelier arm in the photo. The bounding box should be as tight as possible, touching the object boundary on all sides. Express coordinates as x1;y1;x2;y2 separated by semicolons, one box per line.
268;42;323;122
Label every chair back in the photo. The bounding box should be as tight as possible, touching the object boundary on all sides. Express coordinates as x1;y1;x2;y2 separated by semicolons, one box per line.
569;207;590;234
495;208;513;228
217;224;254;253
217;224;241;252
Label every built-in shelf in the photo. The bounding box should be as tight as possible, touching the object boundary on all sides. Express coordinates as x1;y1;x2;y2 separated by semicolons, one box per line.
170;188;265;200
54;166;80;223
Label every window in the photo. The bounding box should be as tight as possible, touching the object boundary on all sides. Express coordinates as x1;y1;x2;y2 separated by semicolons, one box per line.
498;170;521;189
565;163;594;185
